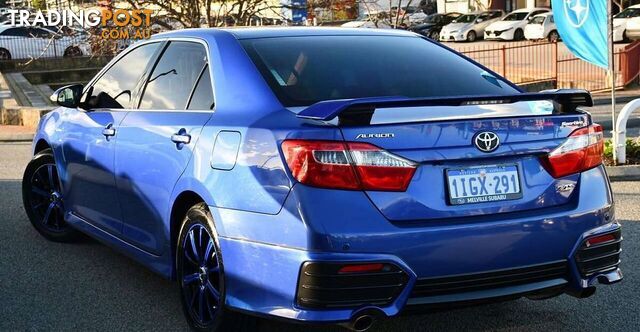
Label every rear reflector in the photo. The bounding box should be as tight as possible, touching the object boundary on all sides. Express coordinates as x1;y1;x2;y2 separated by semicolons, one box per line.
540;124;604;178
281;140;416;191
338;263;386;274
585;233;617;247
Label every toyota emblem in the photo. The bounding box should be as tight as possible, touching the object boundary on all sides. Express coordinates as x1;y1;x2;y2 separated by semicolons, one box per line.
474;132;500;153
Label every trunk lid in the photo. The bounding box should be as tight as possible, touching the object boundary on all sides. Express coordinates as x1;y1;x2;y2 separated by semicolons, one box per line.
296;91;594;222
340;108;588;221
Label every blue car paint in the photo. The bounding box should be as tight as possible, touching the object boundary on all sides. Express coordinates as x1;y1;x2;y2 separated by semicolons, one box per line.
31;27;620;324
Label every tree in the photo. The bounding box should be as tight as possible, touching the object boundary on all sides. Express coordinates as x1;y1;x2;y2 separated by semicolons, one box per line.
124;0;286;28
613;0;631;12
32;0;47;11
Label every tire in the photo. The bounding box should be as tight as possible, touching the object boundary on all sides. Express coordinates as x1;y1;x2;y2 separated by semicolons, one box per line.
514;29;524;41
466;30;477;42
0;48;11;60
63;46;82;57
177;203;259;331
548;30;560;43
22;149;79;242
429;30;440;40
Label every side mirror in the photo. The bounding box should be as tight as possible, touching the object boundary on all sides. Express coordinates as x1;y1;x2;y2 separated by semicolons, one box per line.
476;18;484;23
50;84;83;108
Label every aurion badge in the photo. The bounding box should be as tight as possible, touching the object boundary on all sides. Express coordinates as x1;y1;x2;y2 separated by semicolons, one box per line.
474;132;500;153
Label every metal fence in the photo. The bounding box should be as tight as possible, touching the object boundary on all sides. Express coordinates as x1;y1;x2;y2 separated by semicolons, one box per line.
1;31;639;93
0;34;132;62
457;41;640;92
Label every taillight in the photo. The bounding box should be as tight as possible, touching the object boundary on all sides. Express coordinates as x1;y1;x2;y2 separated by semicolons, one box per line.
541;124;604;178
281;140;416;191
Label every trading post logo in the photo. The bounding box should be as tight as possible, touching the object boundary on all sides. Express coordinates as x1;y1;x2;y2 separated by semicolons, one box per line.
6;9;154;40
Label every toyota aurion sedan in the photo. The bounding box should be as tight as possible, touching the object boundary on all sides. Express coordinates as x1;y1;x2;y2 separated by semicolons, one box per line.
23;28;622;331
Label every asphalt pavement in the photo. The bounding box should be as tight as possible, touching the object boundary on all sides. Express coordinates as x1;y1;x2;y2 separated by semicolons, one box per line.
1;142;639;332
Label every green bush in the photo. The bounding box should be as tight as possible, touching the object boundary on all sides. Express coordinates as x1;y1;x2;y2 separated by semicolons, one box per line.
604;137;640;165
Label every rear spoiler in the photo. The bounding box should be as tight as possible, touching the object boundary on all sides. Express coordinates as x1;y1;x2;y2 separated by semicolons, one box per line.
296;89;593;121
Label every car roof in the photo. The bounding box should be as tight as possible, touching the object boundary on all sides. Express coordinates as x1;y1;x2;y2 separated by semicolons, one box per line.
532;12;553;17
511;7;549;13
153;27;417;40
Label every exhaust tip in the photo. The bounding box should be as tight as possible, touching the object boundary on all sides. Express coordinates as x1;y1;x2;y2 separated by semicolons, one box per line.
351;315;375;332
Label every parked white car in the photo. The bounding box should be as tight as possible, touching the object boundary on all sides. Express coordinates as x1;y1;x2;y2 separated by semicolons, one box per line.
484;8;549;41
524;12;560;42
0;26;90;60
613;5;640;42
440;10;504;42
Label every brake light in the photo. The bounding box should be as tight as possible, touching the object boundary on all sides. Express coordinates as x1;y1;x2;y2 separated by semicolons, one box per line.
540;124;604;178
281;140;416;191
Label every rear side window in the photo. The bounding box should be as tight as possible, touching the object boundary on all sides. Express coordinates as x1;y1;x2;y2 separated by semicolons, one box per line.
139;41;207;110
1;27;29;37
187;65;214;110
241;36;518;107
83;42;160;109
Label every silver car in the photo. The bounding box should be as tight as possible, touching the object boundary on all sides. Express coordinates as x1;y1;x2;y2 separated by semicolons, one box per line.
440;10;505;42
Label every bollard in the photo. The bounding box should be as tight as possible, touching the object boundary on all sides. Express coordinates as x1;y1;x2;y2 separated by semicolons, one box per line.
614;98;640;164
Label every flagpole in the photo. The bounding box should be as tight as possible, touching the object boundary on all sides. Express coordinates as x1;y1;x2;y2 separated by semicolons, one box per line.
608;0;617;164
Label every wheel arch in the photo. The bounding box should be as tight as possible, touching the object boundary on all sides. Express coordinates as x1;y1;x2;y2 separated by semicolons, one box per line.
169;190;207;279
34;139;51;155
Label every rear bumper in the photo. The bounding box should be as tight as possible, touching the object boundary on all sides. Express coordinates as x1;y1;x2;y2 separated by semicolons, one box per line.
212;166;620;323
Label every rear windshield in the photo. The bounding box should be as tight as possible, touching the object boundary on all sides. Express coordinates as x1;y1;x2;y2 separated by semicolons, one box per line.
615;8;640;18
241;36;517;107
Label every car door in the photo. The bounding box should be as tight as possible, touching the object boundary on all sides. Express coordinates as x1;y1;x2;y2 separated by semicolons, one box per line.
0;27;31;59
59;41;161;235
28;28;56;58
114;41;213;255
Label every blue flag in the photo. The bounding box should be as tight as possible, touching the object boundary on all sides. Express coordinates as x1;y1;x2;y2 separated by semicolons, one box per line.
552;0;608;68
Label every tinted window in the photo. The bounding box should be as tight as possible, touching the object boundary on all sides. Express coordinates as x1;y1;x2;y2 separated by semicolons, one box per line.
503;12;528;21
1;28;29;37
615;8;640;18
139;42;206;110
30;28;52;38
187;66;214;110
83;42;160;109
241;36;517;107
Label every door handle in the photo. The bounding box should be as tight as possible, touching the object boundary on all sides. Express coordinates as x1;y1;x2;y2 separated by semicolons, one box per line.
102;124;115;137
171;128;191;145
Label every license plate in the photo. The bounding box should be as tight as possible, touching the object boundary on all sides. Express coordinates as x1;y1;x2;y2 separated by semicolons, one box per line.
446;165;522;205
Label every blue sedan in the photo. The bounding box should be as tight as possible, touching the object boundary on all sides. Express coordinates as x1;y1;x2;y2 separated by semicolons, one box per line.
22;28;622;331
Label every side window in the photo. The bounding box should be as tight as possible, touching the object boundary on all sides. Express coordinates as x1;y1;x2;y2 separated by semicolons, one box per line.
2;28;29;37
30;28;52;38
82;42;160;109
139;41;207;110
187;65;214;110
530;11;547;20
